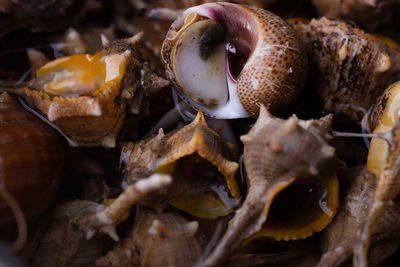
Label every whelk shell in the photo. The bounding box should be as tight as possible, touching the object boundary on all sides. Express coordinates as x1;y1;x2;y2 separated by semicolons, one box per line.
16;32;169;148
203;105;338;266
98;208;202;267
354;81;400;266
292;17;400;121
161;2;308;118
121;111;239;219
0;92;64;250
317;166;400;267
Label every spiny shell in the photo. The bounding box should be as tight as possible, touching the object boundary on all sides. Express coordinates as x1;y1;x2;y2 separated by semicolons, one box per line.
32;201;111;267
0;93;64;225
292;17;400;121
24;34;169;148
317;166;400;267
203;105;338;266
161;2;307;118
121;111;239;219
97;209;202;267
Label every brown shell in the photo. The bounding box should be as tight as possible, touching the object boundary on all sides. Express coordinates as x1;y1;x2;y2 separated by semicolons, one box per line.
97;209;202;267
292;17;400;121
0;93;64;225
121;111;239;218
161;2;307;117
317;166;400;267
24;35;169;148
32;201;111;267
203;105;338;266
354;108;400;266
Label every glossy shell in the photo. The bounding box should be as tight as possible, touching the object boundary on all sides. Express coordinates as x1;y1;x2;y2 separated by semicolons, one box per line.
354;81;400;266
203;105;338;266
0;93;64;225
24;35;169;148
367;81;400;176
161;2;308;118
121;111;239;219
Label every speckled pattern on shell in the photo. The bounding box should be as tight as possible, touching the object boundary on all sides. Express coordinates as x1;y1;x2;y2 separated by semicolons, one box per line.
162;2;308;117
292;17;399;121
233;5;308;116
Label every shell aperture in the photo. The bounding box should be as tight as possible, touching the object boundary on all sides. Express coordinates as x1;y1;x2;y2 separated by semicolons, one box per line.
162;2;308;119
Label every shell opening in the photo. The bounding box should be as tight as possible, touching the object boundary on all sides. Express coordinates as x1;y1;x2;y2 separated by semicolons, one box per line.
158;153;237;219
258;174;338;241
34;52;129;97
168;9;252;118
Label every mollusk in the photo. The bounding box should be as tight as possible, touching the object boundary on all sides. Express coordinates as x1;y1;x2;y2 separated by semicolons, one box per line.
32;201;111;267
204;105;338;266
24;33;169;147
161;2;308;118
98;209;202;267
121;111;239;219
317;166;400;267
292;17;399;121
354;81;400;267
0;93;64;226
367;81;400;176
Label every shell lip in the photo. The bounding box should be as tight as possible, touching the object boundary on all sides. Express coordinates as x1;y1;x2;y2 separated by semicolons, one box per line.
173;85;249;119
253;173;339;241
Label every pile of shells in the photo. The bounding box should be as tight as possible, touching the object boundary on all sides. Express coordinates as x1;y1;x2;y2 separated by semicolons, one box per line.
1;0;400;266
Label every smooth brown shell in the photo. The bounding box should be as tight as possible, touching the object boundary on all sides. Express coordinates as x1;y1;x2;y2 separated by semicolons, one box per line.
161;2;308;117
24;35;169;148
0;93;64;225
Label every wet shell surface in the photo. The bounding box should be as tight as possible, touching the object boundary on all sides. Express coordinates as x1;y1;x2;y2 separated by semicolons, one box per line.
354;81;400;266
161;2;308;118
203;105;338;266
0;92;64;225
292;17;399;121
367;81;400;176
121;111;239;219
24;34;169;148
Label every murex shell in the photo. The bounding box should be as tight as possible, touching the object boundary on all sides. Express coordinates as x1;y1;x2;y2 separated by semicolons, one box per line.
24;33;169;148
203;105;339;266
121;111;239;219
97;209;202;267
161;2;307;118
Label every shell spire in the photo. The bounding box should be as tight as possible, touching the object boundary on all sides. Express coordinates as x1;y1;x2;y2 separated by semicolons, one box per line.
203;105;338;266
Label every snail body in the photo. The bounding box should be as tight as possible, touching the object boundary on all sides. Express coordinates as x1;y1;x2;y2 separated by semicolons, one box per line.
0;93;64;225
162;2;308;118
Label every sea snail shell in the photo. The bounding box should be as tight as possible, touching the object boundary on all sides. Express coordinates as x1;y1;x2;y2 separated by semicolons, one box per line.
161;2;308;118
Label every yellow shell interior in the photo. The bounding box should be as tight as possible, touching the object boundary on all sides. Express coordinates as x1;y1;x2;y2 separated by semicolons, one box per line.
156;111;240;219
251;173;339;241
35;51;128;96
367;82;400;177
